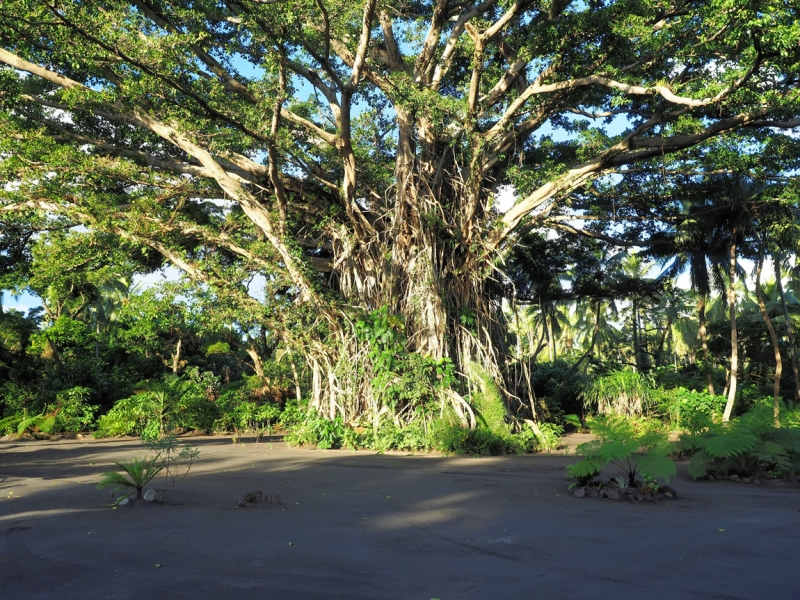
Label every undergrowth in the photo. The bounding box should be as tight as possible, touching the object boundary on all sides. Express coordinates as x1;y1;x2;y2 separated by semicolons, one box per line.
680;404;800;479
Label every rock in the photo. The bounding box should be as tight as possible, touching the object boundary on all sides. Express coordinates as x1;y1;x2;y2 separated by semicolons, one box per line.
644;495;655;503
706;474;715;481
653;492;665;501
589;488;601;498
606;489;621;500
599;488;608;498
722;474;730;480
624;487;635;495
714;473;723;480
742;477;752;483
664;492;674;500
143;489;157;501
664;486;678;499
730;474;739;481
118;496;130;505
572;488;586;498
761;478;769;485
753;478;762;485
628;493;643;503
789;474;797;483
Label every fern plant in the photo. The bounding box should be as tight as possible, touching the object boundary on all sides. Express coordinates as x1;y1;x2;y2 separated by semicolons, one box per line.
683;406;800;479
568;417;676;487
17;412;56;436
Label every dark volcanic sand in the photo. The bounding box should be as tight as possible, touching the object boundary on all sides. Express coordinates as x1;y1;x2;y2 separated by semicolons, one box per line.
1;435;798;599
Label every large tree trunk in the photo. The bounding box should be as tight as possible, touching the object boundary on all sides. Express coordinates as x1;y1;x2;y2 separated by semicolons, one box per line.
773;254;800;402
697;294;715;395
722;232;738;422
756;252;781;426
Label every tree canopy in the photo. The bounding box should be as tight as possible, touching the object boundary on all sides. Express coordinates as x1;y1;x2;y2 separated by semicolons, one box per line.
1;0;799;420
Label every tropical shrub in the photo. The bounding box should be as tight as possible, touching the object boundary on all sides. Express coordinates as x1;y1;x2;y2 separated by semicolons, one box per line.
653;387;726;432
580;370;653;417
0;412;23;435
212;378;281;440
51;386;98;433
14;411;57;436
568;417;676;487
527;359;589;422
284;411;349;449
531;422;564;454
96;371;219;439
683;406;800;479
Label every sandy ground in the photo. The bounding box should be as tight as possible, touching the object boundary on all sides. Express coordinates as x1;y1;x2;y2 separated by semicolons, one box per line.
1;434;799;599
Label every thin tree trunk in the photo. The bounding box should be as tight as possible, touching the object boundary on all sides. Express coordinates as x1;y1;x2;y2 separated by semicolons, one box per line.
632;296;641;372
290;359;303;403
774;254;800;402
172;337;182;375
697;294;715;395
723;232;738;422
756;251;781;426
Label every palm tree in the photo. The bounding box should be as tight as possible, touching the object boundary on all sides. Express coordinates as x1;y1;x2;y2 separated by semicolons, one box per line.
754;240;782;425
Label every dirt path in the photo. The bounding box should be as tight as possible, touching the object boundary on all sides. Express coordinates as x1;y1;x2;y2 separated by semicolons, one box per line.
1;435;798;599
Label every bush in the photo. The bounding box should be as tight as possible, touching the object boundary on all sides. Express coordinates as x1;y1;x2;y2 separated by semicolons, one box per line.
284;411;349;449
212;383;280;440
568;416;676;487
51;386;98;433
682;405;800;479
581;370;652;417
527;359;589;422
0;412;23;435
96;372;219;439
652;387;726;432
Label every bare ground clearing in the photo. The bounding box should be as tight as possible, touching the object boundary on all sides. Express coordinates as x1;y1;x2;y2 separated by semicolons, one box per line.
1;435;798;599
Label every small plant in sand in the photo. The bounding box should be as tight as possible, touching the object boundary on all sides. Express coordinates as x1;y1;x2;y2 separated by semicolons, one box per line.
98;434;199;504
97;456;162;501
568;416;676;488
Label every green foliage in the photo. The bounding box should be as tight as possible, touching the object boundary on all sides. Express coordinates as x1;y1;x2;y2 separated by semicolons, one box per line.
683;405;800;479
0;412;22;435
213;386;280;440
17;412;56;435
581;370;653;418
96;370;218;439
531;422;564;454
653;387;726;432
526;360;589;423
51;386;98;433
568;417;676;486
284;410;348;450
469;362;511;438
355;307;455;413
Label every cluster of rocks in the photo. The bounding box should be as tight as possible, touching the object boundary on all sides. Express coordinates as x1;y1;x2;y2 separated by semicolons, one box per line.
571;482;677;503
703;472;798;484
